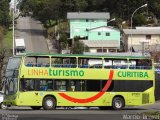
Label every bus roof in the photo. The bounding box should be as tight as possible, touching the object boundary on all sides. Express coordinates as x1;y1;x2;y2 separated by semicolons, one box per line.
23;52;151;59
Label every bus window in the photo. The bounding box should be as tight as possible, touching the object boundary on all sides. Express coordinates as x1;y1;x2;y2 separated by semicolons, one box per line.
55;80;69;91
51;57;77;68
38;80;53;91
104;58;127;69
129;59;152;69
25;56;50;67
70;80;85;91
113;59;127;69
140;59;152;69
113;80;153;92
128;60;136;69
78;57;102;68
20;79;35;91
102;80;114;91
86;80;100;91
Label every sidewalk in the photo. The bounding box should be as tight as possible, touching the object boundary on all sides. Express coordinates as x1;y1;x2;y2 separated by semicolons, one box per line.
46;39;58;53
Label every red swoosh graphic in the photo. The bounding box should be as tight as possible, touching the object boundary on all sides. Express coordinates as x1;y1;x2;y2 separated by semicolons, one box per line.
58;70;114;103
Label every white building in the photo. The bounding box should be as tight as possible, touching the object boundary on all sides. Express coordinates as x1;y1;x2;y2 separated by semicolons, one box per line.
123;27;160;52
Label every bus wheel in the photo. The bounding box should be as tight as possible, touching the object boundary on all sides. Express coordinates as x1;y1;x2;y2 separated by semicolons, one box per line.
112;97;125;110
31;106;41;110
43;96;56;110
0;103;7;110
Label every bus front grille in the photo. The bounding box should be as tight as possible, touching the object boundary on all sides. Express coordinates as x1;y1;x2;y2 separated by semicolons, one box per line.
142;93;149;104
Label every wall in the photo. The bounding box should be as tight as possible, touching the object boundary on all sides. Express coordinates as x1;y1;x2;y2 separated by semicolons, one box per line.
127;34;160;48
70;19;107;38
88;29;120;41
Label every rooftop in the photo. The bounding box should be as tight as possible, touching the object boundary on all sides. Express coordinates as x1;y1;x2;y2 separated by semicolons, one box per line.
88;26;120;32
67;12;110;19
81;40;119;48
123;28;160;35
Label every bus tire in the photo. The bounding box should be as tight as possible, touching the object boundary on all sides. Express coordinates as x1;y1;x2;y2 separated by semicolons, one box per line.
31;106;41;110
112;97;125;110
0;102;7;110
43;96;56;110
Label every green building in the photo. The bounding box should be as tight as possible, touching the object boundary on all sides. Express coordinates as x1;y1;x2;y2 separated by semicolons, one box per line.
67;12;120;53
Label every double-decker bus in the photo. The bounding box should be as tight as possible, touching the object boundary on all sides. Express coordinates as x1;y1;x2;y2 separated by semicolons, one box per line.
4;53;155;110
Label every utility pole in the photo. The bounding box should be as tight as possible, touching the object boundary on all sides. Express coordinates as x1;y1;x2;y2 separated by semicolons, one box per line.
12;0;15;55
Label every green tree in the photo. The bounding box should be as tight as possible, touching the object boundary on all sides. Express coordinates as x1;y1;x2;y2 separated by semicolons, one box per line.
72;41;89;54
75;0;88;11
0;0;10;28
133;14;147;26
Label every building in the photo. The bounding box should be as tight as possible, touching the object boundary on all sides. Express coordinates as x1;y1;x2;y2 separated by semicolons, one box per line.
81;26;120;53
67;12;120;53
123;27;160;53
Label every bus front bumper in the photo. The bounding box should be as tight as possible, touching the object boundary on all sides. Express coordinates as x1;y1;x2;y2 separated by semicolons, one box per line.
4;95;18;106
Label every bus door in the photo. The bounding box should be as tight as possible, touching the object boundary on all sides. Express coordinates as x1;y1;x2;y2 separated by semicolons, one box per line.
18;79;40;106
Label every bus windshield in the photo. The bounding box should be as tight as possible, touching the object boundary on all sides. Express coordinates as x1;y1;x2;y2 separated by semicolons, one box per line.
5;57;21;95
5;78;18;95
6;57;21;70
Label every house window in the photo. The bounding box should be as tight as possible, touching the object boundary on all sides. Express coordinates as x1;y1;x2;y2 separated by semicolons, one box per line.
146;35;151;39
109;49;116;52
97;49;106;52
98;32;101;35
106;32;110;36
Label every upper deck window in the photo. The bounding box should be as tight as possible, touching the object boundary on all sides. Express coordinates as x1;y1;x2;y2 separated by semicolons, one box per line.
51;57;77;68
129;59;152;69
78;57;102;68
104;58;127;69
25;56;50;67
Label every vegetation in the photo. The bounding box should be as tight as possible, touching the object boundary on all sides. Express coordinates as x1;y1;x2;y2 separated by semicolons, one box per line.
20;0;160;28
0;0;12;90
19;0;160;54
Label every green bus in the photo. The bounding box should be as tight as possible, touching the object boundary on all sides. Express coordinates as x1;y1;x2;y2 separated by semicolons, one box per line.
4;53;155;110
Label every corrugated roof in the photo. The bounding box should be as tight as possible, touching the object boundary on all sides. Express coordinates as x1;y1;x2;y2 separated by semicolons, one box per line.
123;29;160;35
67;12;110;19
81;40;119;47
88;26;120;32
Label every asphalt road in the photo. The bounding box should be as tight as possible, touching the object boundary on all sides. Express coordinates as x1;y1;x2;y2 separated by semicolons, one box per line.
15;16;49;53
0;102;160;120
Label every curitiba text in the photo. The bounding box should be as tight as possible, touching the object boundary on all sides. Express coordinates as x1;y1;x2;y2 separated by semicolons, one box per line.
118;71;148;78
